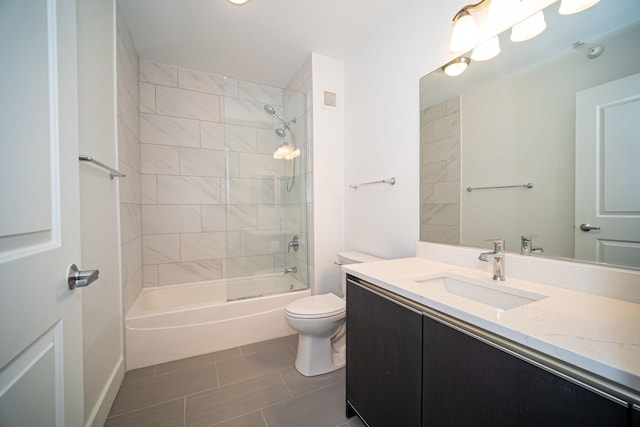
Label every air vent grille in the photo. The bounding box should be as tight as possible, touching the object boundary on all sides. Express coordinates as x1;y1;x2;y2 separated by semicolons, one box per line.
323;90;337;109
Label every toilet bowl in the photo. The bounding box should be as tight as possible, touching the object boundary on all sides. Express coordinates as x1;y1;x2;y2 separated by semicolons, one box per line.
285;251;383;376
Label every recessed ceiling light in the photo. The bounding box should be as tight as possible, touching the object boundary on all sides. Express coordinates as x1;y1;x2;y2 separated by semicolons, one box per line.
228;0;249;5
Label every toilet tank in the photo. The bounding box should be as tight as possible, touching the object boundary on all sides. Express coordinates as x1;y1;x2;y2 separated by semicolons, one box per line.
337;251;384;296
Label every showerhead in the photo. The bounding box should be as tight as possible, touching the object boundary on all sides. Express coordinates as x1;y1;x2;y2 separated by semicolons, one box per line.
264;104;296;137
264;104;287;124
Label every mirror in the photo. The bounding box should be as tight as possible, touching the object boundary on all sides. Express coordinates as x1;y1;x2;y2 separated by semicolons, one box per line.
419;0;640;269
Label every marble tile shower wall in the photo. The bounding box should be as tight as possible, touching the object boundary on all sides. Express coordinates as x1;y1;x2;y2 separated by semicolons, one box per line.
138;59;309;288
420;96;461;245
117;8;143;314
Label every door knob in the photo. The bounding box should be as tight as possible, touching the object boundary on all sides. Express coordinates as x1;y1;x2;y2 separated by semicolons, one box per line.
67;264;100;289
579;223;601;232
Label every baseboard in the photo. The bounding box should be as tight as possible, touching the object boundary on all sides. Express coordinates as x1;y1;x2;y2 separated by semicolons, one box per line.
85;356;125;427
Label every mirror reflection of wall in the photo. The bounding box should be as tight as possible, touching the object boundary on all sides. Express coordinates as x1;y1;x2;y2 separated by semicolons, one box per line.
419;0;640;269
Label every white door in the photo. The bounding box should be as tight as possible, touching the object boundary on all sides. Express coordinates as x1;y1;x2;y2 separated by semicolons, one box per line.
575;73;640;268
0;0;84;426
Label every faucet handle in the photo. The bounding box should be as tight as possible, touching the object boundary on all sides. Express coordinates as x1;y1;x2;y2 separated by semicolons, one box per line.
485;238;505;253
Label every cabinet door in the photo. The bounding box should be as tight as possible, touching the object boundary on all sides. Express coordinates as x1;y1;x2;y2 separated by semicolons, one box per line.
346;277;422;426
422;314;629;426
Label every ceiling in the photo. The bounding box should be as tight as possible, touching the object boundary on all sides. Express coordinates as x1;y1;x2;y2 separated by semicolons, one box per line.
118;0;410;89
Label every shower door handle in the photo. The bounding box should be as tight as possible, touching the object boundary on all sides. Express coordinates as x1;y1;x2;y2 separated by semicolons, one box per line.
67;264;100;289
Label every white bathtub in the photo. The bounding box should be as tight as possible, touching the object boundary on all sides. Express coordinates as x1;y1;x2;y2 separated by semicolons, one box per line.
125;274;310;369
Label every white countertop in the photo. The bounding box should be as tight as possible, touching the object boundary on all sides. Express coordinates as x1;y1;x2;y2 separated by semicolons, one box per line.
343;257;640;398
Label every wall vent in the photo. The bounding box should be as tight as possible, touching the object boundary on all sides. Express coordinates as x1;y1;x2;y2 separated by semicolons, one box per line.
322;90;338;110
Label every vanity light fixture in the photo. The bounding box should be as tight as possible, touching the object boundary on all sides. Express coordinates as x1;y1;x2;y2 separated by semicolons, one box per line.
227;0;249;5
273;142;293;159
273;139;300;160
510;0;547;42
443;56;471;77
450;3;486;54
558;0;600;15
471;36;500;61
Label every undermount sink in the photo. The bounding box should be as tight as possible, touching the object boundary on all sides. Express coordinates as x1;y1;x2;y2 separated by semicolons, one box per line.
413;273;548;310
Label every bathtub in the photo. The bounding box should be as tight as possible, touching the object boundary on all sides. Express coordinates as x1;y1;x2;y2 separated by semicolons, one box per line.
125;273;310;369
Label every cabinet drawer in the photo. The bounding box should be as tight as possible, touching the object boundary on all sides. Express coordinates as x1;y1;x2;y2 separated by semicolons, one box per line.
422;314;629;426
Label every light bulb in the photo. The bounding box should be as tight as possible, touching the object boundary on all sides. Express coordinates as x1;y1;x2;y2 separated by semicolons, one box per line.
273;144;292;159
511;10;546;42
450;11;479;53
559;0;600;15
488;0;520;29
472;36;500;61
443;57;470;77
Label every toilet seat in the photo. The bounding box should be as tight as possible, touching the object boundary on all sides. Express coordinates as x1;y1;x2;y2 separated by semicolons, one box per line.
285;293;345;319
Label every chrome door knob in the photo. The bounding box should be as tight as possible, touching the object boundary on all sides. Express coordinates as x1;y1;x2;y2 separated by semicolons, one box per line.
579;223;601;232
67;264;100;289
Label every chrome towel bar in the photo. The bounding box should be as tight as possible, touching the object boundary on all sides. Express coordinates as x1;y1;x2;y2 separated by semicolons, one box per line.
349;177;396;189
466;182;533;192
79;155;126;179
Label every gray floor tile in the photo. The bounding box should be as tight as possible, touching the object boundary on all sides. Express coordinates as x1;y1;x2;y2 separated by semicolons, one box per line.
104;398;184;427
122;365;156;384
110;363;218;416
211;410;267;427
217;345;295;386
280;366;344;397
262;379;349;427
156;347;241;375
185;373;291;427
240;334;298;355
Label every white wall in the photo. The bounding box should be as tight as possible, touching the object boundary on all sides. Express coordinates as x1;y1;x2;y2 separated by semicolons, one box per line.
77;0;124;425
311;53;346;295
344;0;467;259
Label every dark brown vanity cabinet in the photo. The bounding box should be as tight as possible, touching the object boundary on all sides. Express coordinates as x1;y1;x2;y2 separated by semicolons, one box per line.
422;314;630;427
346;277;422;426
346;275;635;427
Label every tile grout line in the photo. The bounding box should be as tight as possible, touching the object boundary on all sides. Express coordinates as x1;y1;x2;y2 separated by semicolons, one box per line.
183;396;187;427
108;396;185;419
277;370;294;400
214;360;220;388
260;409;269;427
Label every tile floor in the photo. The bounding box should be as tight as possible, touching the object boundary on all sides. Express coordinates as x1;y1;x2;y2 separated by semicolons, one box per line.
106;335;365;427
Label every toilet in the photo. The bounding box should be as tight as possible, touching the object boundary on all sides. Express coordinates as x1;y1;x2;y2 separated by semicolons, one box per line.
285;251;383;377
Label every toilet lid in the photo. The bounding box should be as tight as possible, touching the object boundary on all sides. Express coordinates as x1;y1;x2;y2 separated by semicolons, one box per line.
285;293;345;318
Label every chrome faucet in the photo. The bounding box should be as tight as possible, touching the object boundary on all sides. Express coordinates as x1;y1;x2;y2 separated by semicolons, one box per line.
284;267;297;274
520;235;543;256
479;239;506;281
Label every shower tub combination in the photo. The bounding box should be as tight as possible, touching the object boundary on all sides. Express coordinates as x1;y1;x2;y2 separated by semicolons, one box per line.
125;273;309;369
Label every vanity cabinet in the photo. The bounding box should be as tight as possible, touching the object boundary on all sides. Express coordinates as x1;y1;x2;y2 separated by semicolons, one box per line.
346;277;422;426
422;314;630;426
346;275;635;427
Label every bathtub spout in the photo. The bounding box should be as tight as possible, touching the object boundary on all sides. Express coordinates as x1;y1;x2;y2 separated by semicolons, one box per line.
284;267;297;274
